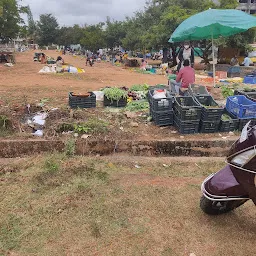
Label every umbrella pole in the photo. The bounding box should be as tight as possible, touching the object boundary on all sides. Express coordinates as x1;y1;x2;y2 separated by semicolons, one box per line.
211;34;216;88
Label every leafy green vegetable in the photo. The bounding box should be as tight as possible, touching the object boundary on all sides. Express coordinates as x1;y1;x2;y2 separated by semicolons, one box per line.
244;87;256;92
103;87;128;101
130;84;149;92
125;100;149;112
221;86;234;98
221;114;232;121
202;104;220;109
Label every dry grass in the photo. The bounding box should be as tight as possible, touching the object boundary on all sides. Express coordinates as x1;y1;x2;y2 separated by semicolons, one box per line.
0;155;255;256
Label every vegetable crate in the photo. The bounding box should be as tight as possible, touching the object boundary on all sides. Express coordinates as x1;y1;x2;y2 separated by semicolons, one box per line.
200;120;220;133
234;89;256;102
227;67;240;78
104;96;127;107
219;109;239;132
174;113;200;134
148;90;174;112
226;95;256;119
194;95;223;121
238;117;256;131
69;92;96;109
244;76;256;84
151;110;174;126
188;84;209;96
174;97;202;121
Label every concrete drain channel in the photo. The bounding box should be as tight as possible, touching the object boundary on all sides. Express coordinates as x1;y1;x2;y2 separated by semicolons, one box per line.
0;139;235;158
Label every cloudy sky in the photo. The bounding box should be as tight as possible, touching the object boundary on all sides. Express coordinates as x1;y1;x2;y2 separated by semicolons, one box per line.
21;0;147;26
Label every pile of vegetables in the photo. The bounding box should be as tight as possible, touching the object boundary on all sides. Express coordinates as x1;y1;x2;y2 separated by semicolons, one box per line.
130;84;149;92
128;91;146;100
125;100;149;112
103;87;128;101
221;114;232;121
244;87;256;92
221;86;234;98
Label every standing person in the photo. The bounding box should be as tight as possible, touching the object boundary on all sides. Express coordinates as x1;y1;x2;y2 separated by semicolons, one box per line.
170;59;195;95
177;41;194;71
242;54;253;67
230;55;239;66
86;51;92;66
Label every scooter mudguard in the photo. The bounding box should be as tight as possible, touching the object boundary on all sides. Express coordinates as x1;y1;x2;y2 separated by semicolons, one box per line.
204;165;248;198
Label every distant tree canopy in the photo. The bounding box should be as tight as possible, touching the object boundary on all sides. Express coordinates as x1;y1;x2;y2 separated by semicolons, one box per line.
0;0;21;42
0;0;254;62
37;14;59;46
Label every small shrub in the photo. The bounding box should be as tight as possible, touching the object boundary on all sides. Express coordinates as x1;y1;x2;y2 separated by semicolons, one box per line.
65;139;76;156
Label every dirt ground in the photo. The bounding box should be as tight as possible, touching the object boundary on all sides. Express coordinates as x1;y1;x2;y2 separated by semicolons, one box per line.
0;50;168;106
0;50;238;141
0;155;255;256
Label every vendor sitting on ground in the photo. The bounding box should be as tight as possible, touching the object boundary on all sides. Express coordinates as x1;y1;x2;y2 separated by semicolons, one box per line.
56;56;64;73
242;54;253;67
170;59;195;95
230;55;239;66
40;53;47;64
140;59;147;70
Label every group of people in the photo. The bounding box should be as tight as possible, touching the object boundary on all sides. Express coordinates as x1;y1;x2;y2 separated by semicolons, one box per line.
230;54;253;67
170;41;195;95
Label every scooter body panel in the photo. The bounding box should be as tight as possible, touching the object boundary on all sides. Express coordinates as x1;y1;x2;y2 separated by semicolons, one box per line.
202;165;249;201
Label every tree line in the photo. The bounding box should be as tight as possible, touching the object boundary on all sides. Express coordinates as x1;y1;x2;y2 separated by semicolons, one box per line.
0;0;255;63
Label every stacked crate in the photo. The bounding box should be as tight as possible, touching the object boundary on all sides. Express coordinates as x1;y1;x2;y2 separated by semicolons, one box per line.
173;97;202;134
194;95;224;133
226;95;256;131
219;109;239;132
148;90;174;126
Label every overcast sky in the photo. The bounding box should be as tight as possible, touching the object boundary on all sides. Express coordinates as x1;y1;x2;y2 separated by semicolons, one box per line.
21;0;147;26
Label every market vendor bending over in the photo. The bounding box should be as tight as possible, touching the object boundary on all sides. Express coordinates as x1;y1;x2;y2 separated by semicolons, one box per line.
170;59;195;95
56;56;64;73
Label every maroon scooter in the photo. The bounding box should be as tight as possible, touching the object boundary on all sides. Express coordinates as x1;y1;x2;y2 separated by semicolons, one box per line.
200;121;256;215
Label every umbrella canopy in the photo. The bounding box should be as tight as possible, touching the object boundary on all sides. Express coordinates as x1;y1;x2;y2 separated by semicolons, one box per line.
169;9;256;43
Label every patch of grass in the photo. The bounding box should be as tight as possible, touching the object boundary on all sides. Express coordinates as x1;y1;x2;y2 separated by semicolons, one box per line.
58;118;109;134
0;156;255;256
0;115;13;137
0;214;22;251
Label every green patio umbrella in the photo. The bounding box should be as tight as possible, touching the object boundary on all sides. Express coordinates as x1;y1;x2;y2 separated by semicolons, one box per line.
169;9;256;86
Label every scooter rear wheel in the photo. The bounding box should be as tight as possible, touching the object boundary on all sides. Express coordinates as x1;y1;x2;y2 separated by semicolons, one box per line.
200;196;247;215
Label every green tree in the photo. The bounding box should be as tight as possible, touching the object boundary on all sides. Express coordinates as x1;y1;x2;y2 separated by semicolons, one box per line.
0;0;21;42
105;17;126;49
26;5;36;40
37;14;59;46
80;24;106;52
218;0;238;9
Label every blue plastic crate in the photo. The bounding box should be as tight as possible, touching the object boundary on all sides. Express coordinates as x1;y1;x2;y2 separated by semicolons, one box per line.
244;76;256;84
226;95;256;119
228;66;240;73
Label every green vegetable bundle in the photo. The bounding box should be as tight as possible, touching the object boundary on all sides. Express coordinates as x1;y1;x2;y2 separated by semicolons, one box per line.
103;87;128;101
125;100;149;112
130;84;149;92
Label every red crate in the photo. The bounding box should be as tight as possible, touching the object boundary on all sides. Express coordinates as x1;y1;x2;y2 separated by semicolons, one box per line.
216;71;227;79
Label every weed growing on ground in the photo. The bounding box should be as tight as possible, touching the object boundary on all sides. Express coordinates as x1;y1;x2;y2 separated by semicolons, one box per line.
58;118;109;134
65;138;76;156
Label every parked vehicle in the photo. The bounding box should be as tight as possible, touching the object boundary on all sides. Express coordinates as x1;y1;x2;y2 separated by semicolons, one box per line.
200;121;256;215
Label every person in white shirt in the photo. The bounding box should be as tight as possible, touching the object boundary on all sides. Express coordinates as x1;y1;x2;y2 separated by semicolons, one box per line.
242;54;253;67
